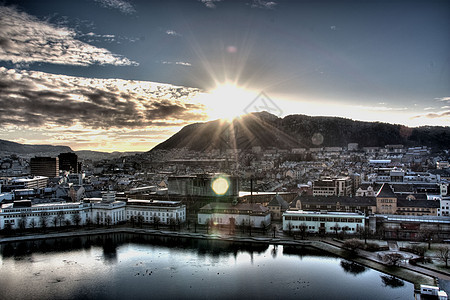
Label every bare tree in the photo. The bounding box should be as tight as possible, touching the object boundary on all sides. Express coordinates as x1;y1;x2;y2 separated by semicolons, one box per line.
205;218;210;234
57;211;65;227
137;214;144;228
86;216;92;228
438;246;450;268
358;226;370;244
420;229;435;250
105;215;112;228
260;221;266;235
153;216;160;230
29;218;37;230
299;223;307;240
52;216;58;227
334;223;339;238
287;221;292;236
39;214;48;231
18;214;27;231
72;213;82;227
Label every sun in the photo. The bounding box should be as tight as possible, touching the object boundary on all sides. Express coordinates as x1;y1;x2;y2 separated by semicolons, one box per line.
199;82;257;121
211;176;230;195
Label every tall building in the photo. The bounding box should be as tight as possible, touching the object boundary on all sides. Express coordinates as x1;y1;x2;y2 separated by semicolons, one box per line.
58;152;79;173
313;176;352;196
30;157;59;178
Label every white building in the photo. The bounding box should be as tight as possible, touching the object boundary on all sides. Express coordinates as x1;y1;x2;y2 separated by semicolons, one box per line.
282;210;365;234
10;176;48;189
0;191;185;229
126;199;186;224
198;203;271;228
0;200;91;229
439;197;450;217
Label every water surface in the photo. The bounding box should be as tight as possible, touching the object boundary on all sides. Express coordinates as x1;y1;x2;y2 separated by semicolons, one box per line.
0;234;413;299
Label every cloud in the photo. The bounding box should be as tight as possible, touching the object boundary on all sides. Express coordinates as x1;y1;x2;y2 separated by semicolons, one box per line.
199;0;222;8
356;105;408;112
411;111;450;120
251;0;277;9
435;97;450;102
93;0;136;14
166;30;181;36
0;5;138;66
160;61;192;66
0;67;206;131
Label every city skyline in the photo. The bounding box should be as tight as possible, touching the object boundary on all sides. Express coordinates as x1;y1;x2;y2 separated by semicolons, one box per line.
0;0;449;152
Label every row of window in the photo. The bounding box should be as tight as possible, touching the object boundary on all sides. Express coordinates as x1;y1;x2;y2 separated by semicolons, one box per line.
379;199;395;203
3;211;82;218
3;205;84;213
398;207;430;211
304;204;359;209
284;216;363;223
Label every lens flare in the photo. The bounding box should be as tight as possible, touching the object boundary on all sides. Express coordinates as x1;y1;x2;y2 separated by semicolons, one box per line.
211;177;230;195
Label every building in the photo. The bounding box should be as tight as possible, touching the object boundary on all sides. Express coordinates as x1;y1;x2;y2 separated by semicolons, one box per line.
89;192;126;225
267;194;289;220
126;199;186;225
376;183;398;214
58;152;79;173
372;214;450;240
313;176;352;196
439;197;450;217
347;143;358;151
30;157;59;178
282;210;365;235
375;183;439;216
9;176;48;189
437;161;449;170
0;191;186;229
355;184;378;197
290;195;376;216
197;202;271;228
0;200;91;229
168;174;239;197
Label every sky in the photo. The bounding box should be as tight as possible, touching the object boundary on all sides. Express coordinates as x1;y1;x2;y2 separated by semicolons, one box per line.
0;0;449;152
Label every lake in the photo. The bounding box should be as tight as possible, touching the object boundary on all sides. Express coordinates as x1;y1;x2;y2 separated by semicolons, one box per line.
0;233;413;299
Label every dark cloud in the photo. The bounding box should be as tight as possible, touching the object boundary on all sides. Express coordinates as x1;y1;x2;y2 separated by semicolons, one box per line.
0;5;138;66
0;67;207;130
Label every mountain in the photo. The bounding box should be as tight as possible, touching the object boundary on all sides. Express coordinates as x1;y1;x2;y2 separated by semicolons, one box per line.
152;112;450;151
75;150;143;161
0;139;72;156
0;139;141;160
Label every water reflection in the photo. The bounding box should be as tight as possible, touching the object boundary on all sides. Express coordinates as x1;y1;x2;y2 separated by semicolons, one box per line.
381;275;405;288
340;260;367;276
0;233;413;300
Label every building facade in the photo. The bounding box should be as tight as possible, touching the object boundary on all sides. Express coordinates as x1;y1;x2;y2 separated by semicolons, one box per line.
30;157;59;178
282;210;365;234
197;203;271;228
126;199;186;225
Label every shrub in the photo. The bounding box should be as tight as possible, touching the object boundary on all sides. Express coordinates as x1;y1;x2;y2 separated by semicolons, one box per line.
365;242;380;252
343;239;364;252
